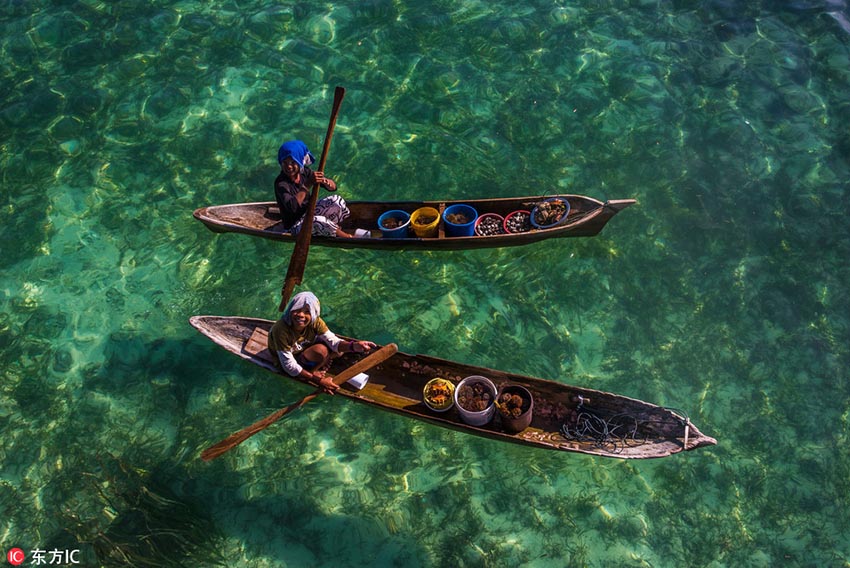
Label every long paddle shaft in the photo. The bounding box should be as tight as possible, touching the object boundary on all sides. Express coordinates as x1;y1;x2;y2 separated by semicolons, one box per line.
279;86;346;310
200;343;398;461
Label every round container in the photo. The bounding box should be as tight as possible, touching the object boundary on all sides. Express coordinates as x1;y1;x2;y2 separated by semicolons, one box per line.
454;375;497;426
474;213;506;236
530;197;571;229
377;210;411;238
423;377;455;412
410;207;440;238
503;210;531;234
496;384;534;433
442;204;479;237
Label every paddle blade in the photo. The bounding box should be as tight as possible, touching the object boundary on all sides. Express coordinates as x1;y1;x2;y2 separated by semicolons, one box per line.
200;342;397;462
200;392;320;462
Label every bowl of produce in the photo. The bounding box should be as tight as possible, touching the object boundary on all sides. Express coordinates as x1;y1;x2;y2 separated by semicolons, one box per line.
503;210;531;233
530;197;571;229
410;206;440;237
454;375;497;426
377;209;411;238
423;378;455;412
474;213;506;236
442;204;478;237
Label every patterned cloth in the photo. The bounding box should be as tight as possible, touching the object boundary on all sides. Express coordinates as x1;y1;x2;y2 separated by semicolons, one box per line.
291;194;350;237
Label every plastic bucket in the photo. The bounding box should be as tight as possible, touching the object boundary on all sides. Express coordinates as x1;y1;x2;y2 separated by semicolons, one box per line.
474;213;506;236
503;210;531;233
530;197;571;229
497;384;534;433
442;204;478;237
377;210;410;238
454;375;497;426
410;207;440;238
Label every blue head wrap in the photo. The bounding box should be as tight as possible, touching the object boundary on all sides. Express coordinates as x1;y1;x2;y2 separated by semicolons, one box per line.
282;291;321;325
278;140;316;167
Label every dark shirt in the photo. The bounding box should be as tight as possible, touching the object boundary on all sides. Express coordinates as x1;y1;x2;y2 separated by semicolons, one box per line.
274;168;315;229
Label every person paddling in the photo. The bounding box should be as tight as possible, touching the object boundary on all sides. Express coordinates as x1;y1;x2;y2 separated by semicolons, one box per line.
274;139;355;238
268;291;377;394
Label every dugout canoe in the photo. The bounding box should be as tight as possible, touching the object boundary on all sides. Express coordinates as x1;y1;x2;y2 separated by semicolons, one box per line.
189;315;715;459
192;195;635;250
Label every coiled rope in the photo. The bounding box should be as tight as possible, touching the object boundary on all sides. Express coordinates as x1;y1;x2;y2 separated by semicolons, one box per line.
559;399;690;453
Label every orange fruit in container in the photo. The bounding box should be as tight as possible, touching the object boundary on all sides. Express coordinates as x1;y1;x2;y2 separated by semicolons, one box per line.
423;378;455;412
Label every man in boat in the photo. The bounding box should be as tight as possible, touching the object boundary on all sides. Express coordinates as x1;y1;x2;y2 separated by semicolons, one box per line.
268;291;377;394
275;139;356;238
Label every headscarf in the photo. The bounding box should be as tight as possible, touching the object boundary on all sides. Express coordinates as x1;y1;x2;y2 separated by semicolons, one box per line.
277;140;315;167
282;291;321;325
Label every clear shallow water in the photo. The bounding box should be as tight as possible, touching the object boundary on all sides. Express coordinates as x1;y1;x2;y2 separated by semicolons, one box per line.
2;1;849;566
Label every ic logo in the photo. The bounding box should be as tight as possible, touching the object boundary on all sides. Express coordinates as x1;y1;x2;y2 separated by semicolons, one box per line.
7;548;25;566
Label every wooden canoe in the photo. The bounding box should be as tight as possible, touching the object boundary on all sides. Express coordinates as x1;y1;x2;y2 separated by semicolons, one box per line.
189;316;716;459
192;195;636;250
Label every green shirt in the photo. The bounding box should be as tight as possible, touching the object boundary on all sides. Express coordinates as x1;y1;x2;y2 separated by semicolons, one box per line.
267;316;340;376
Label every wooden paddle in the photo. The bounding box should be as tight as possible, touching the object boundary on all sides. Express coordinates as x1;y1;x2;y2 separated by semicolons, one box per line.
279;86;346;311
200;342;397;462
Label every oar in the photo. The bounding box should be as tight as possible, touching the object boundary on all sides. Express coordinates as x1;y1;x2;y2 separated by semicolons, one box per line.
279;86;346;311
200;342;397;461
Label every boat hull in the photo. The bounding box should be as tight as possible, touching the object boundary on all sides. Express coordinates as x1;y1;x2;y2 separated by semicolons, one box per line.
190;315;716;459
193;195;636;250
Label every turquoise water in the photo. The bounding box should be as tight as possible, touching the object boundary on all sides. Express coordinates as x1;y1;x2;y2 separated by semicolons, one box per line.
2;1;849;566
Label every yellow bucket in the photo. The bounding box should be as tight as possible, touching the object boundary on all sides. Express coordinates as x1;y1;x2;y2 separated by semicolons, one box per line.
410;207;440;237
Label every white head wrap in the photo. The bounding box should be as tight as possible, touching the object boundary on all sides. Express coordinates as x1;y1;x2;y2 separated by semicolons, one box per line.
282;291;321;325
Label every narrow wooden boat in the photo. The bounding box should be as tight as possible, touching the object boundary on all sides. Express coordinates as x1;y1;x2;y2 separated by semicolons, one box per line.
190;316;715;459
192;195;636;250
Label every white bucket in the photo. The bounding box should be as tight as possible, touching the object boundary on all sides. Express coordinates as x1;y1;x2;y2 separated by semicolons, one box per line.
454;375;497;426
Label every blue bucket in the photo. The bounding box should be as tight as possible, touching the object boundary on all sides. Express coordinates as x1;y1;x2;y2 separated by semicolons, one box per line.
377;210;411;238
442;204;478;237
